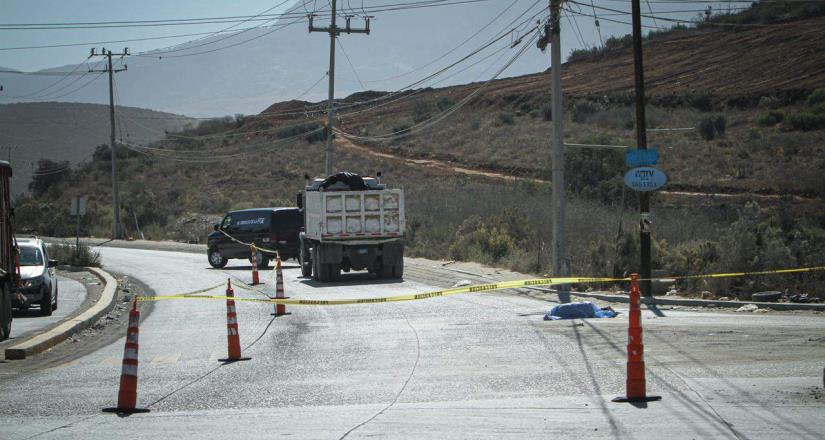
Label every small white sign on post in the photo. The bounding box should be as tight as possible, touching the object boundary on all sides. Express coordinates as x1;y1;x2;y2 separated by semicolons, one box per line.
624;167;667;192
70;196;87;216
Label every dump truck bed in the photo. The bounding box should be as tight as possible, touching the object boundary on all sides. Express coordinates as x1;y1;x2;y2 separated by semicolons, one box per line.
304;189;405;242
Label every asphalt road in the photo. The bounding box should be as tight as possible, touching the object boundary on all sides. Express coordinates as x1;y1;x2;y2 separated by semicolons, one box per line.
4;275;86;345
0;247;823;439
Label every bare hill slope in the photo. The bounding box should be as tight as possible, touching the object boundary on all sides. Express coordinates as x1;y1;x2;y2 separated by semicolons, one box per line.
0;102;193;196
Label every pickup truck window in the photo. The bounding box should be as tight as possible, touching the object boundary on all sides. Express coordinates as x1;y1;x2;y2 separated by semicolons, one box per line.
232;211;271;233
221;215;233;230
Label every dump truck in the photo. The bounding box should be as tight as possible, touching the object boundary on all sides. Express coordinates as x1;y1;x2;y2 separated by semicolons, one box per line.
0;161;18;340
298;172;404;281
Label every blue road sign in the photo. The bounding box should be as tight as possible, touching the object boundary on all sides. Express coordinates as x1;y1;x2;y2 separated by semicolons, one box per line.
625;149;659;167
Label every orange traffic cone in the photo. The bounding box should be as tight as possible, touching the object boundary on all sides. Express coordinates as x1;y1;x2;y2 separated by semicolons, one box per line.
219;279;251;363
103;299;150;413
251;245;260;285
272;255;290;316
613;273;661;403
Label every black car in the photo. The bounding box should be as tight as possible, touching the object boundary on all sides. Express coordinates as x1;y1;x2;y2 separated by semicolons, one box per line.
207;208;301;268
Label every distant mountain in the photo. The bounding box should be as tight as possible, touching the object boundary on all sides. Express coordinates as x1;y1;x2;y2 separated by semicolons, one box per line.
0;102;193;197
0;1;553;117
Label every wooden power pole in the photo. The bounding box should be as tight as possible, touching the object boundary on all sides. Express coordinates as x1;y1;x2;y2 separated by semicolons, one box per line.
629;1;653;297
309;1;370;176
90;47;128;239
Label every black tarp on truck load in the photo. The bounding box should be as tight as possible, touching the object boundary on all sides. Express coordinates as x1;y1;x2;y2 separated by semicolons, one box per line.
319;172;368;191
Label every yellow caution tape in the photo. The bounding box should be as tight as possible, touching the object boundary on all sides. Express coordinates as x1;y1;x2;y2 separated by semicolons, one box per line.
639;265;825;282
218;229;280;255
153;282;225;297
134;266;825;306
136;276;619;305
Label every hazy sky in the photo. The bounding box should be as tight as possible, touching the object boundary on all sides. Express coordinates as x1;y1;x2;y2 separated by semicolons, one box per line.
1;0;291;70
2;1;744;72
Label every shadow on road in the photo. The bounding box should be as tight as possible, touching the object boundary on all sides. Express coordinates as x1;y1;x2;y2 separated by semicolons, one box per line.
206;264;302;272
11;308;47;319
298;272;404;288
208;265;273;271
579;319;754;439
645;303;667;317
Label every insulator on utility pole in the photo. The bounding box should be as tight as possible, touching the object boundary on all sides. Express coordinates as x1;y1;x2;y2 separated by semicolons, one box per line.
308;0;371;176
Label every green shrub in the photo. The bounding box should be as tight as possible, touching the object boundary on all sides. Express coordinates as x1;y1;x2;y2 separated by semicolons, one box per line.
46;241;102;267
304;128;326;143
811;102;825;115
697;118;717;140
275;122;322;140
541;103;552;121
758;110;784;126
448;210;532;263
391;124;412;135
806;87;825;107
571;101;598;123
436;97;455;111
685;92;713;112
713;115;727;137
785;112;825;131
29;159;71;197
498;112;515;125
412;101;432;123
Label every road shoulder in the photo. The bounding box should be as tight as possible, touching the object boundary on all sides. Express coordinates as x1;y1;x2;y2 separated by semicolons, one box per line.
3;267;118;360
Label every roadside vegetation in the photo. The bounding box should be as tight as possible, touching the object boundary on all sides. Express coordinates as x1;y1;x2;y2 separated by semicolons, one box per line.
45;241;102;268
14;4;825;299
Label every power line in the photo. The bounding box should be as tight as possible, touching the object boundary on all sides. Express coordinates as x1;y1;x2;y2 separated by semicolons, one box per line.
590;0;604;47
363;0;528;83
132;0;305;58
336;37;366;90
563;9;587;48
0;0;444;29
1;57;100;100
0;0;495;52
335;25;541;142
569;1;789;27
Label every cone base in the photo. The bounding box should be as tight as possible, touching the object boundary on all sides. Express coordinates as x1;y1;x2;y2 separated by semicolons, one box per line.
612;395;662;403
271;312;292;316
102;407;151;414
218;357;251;363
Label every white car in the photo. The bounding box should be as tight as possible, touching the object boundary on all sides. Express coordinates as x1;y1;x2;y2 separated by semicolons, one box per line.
14;237;58;316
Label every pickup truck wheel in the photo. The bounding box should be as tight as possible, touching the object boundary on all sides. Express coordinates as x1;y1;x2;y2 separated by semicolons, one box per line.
300;244;312;277
380;264;393;279
208;248;228;268
40;287;53;316
259;255;270;269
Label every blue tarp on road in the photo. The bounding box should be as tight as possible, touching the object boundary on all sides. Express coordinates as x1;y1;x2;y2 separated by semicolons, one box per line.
544;302;618;320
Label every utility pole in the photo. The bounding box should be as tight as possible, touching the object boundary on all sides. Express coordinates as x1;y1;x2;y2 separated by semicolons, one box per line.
549;0;568;301
90;47;128;239
309;1;370;175
630;1;652;297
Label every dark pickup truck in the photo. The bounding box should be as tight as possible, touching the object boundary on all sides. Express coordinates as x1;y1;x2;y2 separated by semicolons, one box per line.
207;207;301;268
